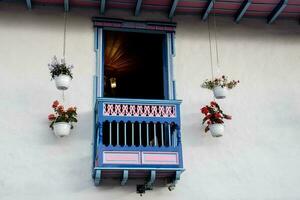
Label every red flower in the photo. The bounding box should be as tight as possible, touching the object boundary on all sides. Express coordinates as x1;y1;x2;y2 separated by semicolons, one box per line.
207;120;211;125
52;100;59;108
201;107;209;115
48;114;56;121
210;101;217;107
214;113;222;118
57;105;64;112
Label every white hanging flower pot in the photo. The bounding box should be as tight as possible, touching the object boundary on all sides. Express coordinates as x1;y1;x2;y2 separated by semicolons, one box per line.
55;74;71;90
53;122;71;137
209;123;224;137
213;86;227;99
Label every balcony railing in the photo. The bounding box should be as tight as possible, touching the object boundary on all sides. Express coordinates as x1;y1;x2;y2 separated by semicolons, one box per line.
93;97;183;185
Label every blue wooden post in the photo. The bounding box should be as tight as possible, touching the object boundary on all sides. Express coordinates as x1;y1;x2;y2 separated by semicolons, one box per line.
146;123;149;146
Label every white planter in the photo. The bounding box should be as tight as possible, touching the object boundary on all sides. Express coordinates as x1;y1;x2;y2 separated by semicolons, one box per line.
213;86;227;99
209;123;224;137
54;75;71;90
53;122;71;137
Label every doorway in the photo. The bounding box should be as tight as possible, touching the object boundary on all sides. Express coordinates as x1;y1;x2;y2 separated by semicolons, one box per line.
103;30;165;100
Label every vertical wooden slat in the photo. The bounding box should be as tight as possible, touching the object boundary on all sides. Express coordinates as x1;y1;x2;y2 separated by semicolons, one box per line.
154;123;157;146
173;129;177;147
117;122;119;146
146;123;149;146
168;124;171;147
139;123;142;146
161;123;164;146
124;123;127;146
109;122;112;146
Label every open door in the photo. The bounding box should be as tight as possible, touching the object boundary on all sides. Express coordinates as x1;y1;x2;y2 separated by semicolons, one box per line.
103;30;168;100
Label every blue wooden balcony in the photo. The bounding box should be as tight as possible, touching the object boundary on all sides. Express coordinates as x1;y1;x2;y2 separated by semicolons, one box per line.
92;98;183;187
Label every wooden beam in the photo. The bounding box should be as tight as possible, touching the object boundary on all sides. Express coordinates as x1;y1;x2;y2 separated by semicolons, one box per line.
201;0;214;21
135;0;143;16
169;0;179;19
64;0;69;12
26;0;32;9
267;0;288;24
234;0;252;23
100;0;106;14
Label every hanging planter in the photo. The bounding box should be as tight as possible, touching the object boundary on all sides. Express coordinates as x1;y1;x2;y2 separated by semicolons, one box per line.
48;56;74;90
201;101;232;137
48;100;78;137
55;74;71;90
202;75;239;99
53;122;71;137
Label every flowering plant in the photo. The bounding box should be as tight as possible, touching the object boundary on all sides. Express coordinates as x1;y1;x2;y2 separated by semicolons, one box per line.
201;75;239;90
48;100;78;129
201;101;232;132
48;56;74;79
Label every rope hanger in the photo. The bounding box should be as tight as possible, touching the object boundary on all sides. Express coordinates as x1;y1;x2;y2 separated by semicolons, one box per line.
207;2;221;81
62;11;68;102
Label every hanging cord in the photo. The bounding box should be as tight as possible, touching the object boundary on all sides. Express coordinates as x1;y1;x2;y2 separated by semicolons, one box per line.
62;12;67;103
212;1;221;75
207;16;214;81
63;12;67;59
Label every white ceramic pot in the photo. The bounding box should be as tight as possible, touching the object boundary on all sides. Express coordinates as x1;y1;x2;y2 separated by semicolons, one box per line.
53;122;71;137
213;86;227;99
209;123;224;137
54;75;71;90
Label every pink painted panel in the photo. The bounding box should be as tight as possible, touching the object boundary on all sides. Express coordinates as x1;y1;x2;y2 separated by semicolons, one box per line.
142;152;179;165
103;151;140;164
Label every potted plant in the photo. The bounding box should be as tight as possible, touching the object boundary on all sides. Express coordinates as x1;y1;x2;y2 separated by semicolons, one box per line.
48;56;74;90
201;101;232;137
201;75;239;99
48;100;78;137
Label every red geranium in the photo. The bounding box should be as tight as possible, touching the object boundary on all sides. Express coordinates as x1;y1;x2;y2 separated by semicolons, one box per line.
201;107;209;115
200;101;232;132
48;114;56;121
52;100;59;108
48;100;78;130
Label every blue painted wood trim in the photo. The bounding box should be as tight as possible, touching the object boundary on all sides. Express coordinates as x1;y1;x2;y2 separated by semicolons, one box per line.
234;0;252;23
135;0;143;16
64;0;69;12
95;167;185;171
94;170;102;186
96;144;184;169
169;0;179;19
171;33;176;56
167;33;175;100
146;171;156;187
172;81;176;100
121;170;129;185
100;0;106;14
267;0;288;24
26;0;32;9
201;0;214;21
163;34;170;100
96;98;182;124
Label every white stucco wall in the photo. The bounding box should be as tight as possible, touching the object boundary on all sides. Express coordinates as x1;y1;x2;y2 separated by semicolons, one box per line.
0;4;300;200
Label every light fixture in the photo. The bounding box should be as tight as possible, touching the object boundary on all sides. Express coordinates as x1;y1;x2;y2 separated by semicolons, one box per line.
110;77;117;89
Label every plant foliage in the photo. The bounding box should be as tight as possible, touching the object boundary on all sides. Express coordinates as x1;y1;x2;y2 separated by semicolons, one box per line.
48;100;78;129
201;75;239;90
201;101;232;132
48;56;74;79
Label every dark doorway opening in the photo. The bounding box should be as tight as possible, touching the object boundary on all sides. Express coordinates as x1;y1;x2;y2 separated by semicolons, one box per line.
104;30;165;100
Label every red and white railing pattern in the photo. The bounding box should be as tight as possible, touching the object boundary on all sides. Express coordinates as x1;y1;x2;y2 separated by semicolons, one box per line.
103;103;176;118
